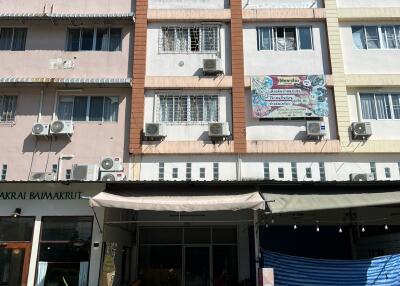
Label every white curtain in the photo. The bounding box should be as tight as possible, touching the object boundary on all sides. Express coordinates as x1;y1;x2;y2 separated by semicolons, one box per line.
352;26;367;49
259;27;272;50
383;26;397;49
365;26;380;49
392;95;400;119
78;261;89;286
36;262;48;286
360;94;376;119
375;94;391;119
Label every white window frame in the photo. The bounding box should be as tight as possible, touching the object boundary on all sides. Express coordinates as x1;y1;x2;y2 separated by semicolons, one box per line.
159;25;220;54
65;27;122;52
0;95;18;123
257;26;314;51
352;25;400;50
155;93;220;124
358;92;400;121
56;95;119;123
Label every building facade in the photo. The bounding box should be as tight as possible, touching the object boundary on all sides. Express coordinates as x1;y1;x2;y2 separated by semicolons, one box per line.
1;0;400;285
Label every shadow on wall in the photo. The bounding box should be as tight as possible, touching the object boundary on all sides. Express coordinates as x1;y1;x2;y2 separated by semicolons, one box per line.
22;135;70;154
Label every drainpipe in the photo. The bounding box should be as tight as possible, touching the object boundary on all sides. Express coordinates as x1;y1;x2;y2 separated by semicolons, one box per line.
236;154;242;181
37;88;44;123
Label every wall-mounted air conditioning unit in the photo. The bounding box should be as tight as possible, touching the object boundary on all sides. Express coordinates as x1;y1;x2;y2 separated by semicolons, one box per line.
208;122;230;139
50;120;74;136
144;123;167;139
350;173;375;182
100;157;123;172
306;121;326;138
100;172;126;182
351;122;372;140
203;59;222;76
29;172;56;181
72;164;99;181
32;123;50;136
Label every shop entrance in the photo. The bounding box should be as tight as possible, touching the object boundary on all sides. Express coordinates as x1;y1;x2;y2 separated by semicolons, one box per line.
0;243;31;286
0;217;35;286
138;227;238;286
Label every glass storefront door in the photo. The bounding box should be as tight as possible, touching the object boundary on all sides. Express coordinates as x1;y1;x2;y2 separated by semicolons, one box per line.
184;246;210;286
0;243;31;286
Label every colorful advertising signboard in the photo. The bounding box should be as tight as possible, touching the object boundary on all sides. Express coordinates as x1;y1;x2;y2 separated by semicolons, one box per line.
251;75;329;118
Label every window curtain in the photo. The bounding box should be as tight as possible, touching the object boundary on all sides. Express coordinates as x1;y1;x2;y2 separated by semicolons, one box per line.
36;262;48;286
259;27;272;50
12;28;27;51
375;94;391;119
383;26;397;49
89;97;104;121
103;97;119;122
81;29;94;51
95;29;109;51
109;28;122;51
360;94;376;119
162;28;176;52
202;26;218;52
0;28;13;50
205;97;218;122
159;96;173;122
67;29;81;51
275;28;285;51
78;261;89;286
176;28;188;52
351;26;367;49
73;96;88;121
285;28;297;51
57;96;73;121
298;27;312;50
392;94;400;119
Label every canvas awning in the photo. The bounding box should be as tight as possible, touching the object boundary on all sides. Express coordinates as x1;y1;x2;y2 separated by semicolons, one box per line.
89;191;265;212
263;190;400;214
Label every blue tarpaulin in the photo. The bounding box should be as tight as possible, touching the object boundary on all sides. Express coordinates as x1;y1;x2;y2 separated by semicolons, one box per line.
262;250;400;286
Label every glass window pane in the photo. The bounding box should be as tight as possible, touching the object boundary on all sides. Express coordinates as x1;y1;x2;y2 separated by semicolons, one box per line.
174;96;187;122
352;26;367;49
0;96;17;122
41;217;93;241
360;94;377;119
176;28;189;52
39;243;91;262
212;227;237;244
67;29;80;51
189;96;203;122
392;94;400;119
73;96;88;121
275;27;285;51
12;28;27;51
213;245;238;286
205;96;218;122
298;27;312;50
140;228;182;244
383;26;397;49
162;28;176;52
139;246;182;286
285;27;297;51
89;96;104;121
0;28;13;50
95;28;109;51
103;96;119;122
184;228;211;244
160;96;173;122
57;96;73;121
0;248;25;285
109;28;122;51
202;26;218;52
190;27;200;52
81;29;94;51
375;94;391;119
38;262;83;286
396;26;400;49
0;217;34;242
259;27;272;50
365;26;380;49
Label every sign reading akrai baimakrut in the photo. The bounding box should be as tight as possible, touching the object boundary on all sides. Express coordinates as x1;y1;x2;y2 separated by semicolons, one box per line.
251;75;329;118
0;191;83;200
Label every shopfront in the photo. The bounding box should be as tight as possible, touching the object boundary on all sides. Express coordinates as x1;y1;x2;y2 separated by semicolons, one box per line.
0;183;105;286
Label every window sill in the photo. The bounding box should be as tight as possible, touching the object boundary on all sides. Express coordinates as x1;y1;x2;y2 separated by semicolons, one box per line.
69;121;118;124
0;121;16;127
158;121;214;126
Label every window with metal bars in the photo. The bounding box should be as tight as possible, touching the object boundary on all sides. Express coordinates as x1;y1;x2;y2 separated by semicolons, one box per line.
158;95;218;123
186;163;192;181
370;162;377;179
0;95;17;122
263;162;270;180
319;162;326;182
159;163;165;181
1;164;7;181
160;25;219;53
213;163;219;181
291;162;298;181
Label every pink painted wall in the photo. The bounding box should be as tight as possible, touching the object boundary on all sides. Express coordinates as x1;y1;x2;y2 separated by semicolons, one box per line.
0;23;133;79
0;0;134;14
0;86;130;181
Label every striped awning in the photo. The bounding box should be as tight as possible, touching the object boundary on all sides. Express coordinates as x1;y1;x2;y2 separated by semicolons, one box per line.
0;77;132;85
0;12;135;20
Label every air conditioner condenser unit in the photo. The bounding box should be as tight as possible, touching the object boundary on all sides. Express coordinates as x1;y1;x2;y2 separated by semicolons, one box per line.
100;172;126;182
32;123;50;136
72;164;99;181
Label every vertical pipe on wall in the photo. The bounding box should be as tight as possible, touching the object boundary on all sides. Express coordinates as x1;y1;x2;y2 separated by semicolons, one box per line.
37;88;44;123
27;216;42;286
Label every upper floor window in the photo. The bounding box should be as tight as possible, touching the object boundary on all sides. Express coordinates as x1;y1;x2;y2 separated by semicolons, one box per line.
66;28;122;51
0;95;17;122
352;25;400;50
0;28;27;51
360;93;400;120
158;94;218;122
257;26;313;51
57;96;119;122
160;25;219;53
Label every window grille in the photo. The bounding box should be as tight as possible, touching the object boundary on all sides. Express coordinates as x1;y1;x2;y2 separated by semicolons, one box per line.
0;95;17;122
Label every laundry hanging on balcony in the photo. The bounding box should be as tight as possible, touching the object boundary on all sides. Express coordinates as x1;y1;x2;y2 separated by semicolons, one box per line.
262;250;400;286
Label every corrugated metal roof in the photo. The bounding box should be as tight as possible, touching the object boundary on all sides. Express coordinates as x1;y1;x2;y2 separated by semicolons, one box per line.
0;77;132;84
0;12;135;20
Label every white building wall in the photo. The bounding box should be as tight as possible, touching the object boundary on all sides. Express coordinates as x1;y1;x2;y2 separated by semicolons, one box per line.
337;0;400;8
139;154;400;182
341;23;400;74
149;0;229;9
242;0;324;9
146;23;231;76
347;88;400;140
144;90;232;141
243;22;330;76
